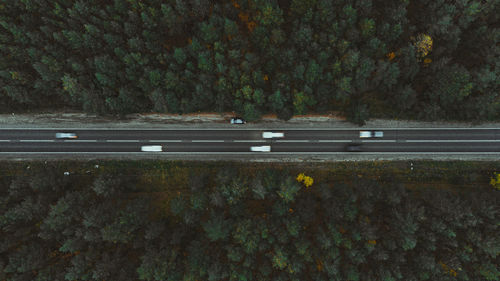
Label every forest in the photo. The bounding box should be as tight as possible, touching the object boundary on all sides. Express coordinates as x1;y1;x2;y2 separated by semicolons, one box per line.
0;0;498;124
1;160;499;280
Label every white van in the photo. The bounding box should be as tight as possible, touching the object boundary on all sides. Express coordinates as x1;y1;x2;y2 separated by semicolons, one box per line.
262;132;284;138
359;131;383;138
250;145;271;152
55;132;78;139
141;145;163;152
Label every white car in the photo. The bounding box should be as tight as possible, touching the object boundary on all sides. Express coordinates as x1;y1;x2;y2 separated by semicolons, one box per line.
262;132;284;138
230;117;246;124
250;145;271;152
55;133;78;139
141;145;163;152
359;131;383;138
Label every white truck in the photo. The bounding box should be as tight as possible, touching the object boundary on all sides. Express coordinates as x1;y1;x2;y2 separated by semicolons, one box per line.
141;145;163;152
262;132;284;138
250;145;271;152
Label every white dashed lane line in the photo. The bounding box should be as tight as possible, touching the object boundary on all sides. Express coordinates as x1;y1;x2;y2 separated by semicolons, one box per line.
191;140;225;142
19;140;55;142
361;140;397;143
317;140;353;143
106;140;141;142
405;140;500;142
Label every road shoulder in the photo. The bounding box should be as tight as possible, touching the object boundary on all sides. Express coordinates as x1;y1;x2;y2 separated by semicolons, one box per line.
1;112;500;129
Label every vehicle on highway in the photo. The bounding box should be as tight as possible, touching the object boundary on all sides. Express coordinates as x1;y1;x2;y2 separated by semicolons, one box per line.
250;145;271;152
359;130;383;138
141;145;163;152
55;132;78;139
262;132;284;138
230;117;246;124
346;143;363;152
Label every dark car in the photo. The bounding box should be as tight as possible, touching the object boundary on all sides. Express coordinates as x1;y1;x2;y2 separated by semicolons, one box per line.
346;143;363;152
230;117;246;124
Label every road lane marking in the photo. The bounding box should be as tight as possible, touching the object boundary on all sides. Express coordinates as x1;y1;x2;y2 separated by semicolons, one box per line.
191;140;225;142
361;140;397;142
317;140;353;142
19;140;55;142
275;140;311;142
148;140;183;142
405;139;500;142
233;140;267;142
106;140;141;142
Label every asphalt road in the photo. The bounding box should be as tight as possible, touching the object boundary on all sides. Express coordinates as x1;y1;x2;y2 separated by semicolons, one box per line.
0;128;499;155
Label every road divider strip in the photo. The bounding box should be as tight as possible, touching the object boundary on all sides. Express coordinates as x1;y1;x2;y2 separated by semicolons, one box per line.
34;139;497;143
2;127;498;130
1;152;499;155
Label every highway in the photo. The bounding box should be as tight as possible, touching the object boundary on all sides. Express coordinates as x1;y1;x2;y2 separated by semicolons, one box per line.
0;128;499;155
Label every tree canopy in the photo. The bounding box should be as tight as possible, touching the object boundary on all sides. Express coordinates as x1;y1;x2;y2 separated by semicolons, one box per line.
1;161;499;280
0;0;498;123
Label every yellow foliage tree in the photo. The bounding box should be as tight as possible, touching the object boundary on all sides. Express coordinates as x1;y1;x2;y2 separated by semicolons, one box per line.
296;173;314;188
303;176;314;188
490;172;500;190
413;33;433;58
296;173;305;182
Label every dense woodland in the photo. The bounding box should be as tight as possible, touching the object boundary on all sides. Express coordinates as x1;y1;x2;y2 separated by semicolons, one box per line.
1;161;499;280
0;0;498;123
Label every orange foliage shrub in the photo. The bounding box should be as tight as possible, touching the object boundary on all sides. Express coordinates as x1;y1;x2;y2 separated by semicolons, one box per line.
316;259;324;271
238;12;249;22
247;21;256;32
231;0;240;9
439;261;458;277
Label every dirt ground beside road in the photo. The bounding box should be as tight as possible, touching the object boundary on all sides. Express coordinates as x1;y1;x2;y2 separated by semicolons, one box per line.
1;111;500;129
